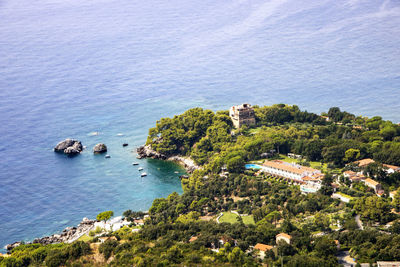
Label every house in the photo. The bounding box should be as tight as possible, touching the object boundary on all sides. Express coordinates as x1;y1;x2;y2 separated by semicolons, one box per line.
377;262;400;267
353;158;375;167
276;233;292;245
229;104;256;128
332;193;352;203
383;164;400;174
363;178;382;193
349;174;366;182
390;191;398;199
254;243;273;259
262;160;323;188
343;170;357;178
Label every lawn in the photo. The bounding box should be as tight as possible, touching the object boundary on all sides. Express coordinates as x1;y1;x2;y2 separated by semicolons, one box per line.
219;212;255;225
77;234;92;242
242;215;255;225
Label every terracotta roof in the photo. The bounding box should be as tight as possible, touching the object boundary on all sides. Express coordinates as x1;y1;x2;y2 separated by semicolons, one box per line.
334;240;340;245
383;164;400;171
343;171;356;176
189;236;198;242
302;176;321;181
364;178;380;187
354;158;375;167
263;160;320;175
276;233;292;240
254;243;273;252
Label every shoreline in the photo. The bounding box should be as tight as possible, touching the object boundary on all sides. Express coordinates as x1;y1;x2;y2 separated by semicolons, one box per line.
5;145;191;253
136;145;200;173
5;216;131;253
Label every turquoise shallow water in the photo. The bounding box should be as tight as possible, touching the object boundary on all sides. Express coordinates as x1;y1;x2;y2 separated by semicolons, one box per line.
0;0;399;249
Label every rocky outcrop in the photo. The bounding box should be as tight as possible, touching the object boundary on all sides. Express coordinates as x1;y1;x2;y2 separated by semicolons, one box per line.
93;143;107;154
136;145;199;173
5;242;22;251
54;139;83;155
136;145;167;160
6;218;96;251
32;217;96;245
168;156;199;173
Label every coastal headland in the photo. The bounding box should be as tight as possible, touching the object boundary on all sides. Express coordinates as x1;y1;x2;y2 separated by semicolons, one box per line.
3;104;400;266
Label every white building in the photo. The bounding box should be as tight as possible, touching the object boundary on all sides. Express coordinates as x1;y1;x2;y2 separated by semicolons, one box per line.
276;233;292;245
383;164;400;174
332;193;352;203
262;160;323;188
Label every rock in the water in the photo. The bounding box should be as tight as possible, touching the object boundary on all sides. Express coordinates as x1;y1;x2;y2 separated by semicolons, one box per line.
6;242;22;251
136;145;167;160
93;143;107;154
64;147;80;155
122;143;128;147
54;139;83;155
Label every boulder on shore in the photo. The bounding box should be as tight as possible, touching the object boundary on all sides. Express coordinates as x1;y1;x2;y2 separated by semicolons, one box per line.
54;139;83;155
93;143;107;154
137;145;167;160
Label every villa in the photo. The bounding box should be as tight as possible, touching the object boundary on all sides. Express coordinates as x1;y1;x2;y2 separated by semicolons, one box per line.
363;178;383;194
229;103;256;128
383;164;400;174
254;243;273;259
343;170;366;182
262;160;323;188
276;233;292;245
354;158;375;167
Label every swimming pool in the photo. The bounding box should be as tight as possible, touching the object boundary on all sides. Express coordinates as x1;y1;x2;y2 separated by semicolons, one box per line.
245;164;262;169
300;185;318;193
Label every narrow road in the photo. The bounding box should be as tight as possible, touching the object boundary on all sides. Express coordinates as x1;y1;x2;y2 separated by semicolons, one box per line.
355;214;364;230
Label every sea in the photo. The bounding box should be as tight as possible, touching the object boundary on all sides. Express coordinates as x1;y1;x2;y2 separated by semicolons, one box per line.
0;0;399;249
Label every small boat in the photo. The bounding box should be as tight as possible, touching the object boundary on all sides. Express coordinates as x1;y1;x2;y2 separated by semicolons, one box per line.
174;171;179;174
138;167;143;171
136;156;142;159
141;172;147;177
105;155;111;158
122;143;128;147
132;162;139;166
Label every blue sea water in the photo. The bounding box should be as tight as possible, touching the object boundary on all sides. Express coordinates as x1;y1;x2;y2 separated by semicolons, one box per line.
0;0;399;249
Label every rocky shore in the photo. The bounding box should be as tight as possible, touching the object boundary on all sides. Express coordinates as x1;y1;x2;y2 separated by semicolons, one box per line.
136;145;199;173
5;218;96;251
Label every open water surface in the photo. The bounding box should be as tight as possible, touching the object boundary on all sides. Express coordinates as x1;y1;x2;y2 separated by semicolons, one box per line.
0;0;399;248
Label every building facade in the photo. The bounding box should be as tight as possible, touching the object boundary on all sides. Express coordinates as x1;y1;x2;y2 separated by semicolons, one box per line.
261;160;324;188
229;103;256;128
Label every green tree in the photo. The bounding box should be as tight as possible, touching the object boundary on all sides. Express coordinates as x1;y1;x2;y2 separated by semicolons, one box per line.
344;148;361;163
96;211;114;223
227;156;245;173
393;189;400;212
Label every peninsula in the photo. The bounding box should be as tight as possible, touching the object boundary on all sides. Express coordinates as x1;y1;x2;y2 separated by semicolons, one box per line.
2;104;400;267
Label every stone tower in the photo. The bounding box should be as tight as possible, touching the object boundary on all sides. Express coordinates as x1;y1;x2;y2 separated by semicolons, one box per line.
229;104;256;128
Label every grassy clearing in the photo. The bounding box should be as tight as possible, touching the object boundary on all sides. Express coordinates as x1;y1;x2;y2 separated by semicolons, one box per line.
242;215;255;225
77;234;92;242
219;212;255;225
